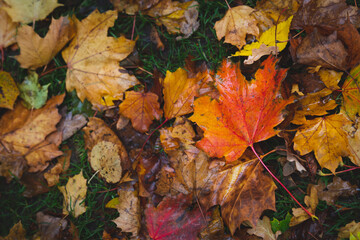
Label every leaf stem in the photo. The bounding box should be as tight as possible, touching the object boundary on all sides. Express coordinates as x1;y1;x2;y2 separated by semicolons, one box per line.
250;144;318;220
39;65;68;77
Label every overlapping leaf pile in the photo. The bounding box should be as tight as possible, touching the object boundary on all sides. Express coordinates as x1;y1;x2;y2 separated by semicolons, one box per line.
1;0;360;239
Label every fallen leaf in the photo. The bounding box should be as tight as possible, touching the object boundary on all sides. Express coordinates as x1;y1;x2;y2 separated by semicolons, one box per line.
289;184;318;227
145;193;208;240
214;5;259;50
44;146;71;187
0;94;64;172
1;0;62;24
15;16;74;69
18;71;49;109
203;159;276;234
112;188;140;236
111;0;160;15
255;0;299;23
190;56;292;162
58;112;87;141
295;28;348;70
150;26;165;51
338;221;360;240
341;64;360;121
36;211;68;240
0;71;19;110
21;171;50;197
163;67;203;119
145;0;199;38
0;149;26;182
293;113;353;173
61;10;139;109
291;0;360;30
318;68;342;91
83;117;129;182
58;170;87;218
314;176;357;205
233;16;293;64
247;216;281;240
0;8;17;48
1;221;26;240
291;88;337;125
119;90;163;133
199;206;225;240
337;21;360;68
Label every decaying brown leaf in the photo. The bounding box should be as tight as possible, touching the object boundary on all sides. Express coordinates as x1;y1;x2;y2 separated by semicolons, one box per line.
44;146;71;187
58;112;87;141
111;0;160;14
36;211;68;240
83;117;129;183
112;188;140;236
0;149;26;183
58;170;87;218
214;5;259;50
0;94;64;172
62;10;139;109
15;16;74;69
1;0;62;24
0;71;19;110
0;8;17;48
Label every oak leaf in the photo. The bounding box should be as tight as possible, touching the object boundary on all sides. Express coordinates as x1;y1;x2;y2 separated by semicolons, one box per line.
0;71;19;109
163;67;204;119
58;170;87;218
190;56;292;162
145;193;207;240
0;9;17;48
293;113;351;173
204;159;276;234
61;10;139;109
119;90;162;133
112;188;140;235
83;117;129;183
0;94;64;172
15;16;74;69
1;0;62;24
214;5;259;50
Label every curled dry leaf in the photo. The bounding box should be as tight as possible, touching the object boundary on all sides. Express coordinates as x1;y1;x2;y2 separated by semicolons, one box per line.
15;16;75;69
0;8;17;48
0;71;19;110
0;94;64;172
112;188;140;236
83;117;129;183
145;193;208;240
1;0;62;24
337;21;360;68
214;5;259;50
58;170;87;218
190;56;292;162
58;112;87;141
204;159;276;234
119;90;163;133
62;10;139;109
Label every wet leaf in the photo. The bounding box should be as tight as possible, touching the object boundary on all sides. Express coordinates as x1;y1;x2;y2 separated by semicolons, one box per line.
0;71;19;110
119;90;162;133
1;0;62;24
61;10;139;109
58;170;87;218
190;56;292;162
15;16;74;69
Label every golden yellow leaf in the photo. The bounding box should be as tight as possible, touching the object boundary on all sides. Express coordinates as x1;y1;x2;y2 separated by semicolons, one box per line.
338;221;360;239
62;10;139;109
1;0;62;23
0;8;18;48
318;68;342;90
233;16;293;62
1;221;26;240
0;94;64;172
58;170;87;218
15;16;74;69
293;113;351;173
255;0;299;23
0;71;19;109
112;189;140;235
214;5;259;50
292;88;337;125
105;197;120;209
341;64;360;121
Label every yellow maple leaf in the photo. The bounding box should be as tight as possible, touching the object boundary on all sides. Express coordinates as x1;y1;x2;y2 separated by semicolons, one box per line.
15;16;74;69
62;10;139;109
233;16;293;63
1;0;62;24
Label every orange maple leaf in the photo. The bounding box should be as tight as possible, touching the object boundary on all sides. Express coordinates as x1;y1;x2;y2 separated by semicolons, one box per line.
190;56;292;162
